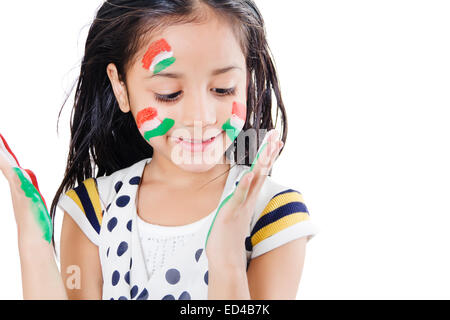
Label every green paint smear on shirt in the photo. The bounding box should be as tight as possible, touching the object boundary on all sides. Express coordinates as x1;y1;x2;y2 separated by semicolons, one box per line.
204;141;268;248
144;118;175;141
153;57;176;75
222;119;241;143
12;167;52;243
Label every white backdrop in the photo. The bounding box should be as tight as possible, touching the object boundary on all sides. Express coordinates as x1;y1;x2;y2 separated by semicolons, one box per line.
0;0;449;299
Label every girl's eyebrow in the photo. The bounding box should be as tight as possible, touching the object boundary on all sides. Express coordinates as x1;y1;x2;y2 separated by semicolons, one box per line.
148;65;242;79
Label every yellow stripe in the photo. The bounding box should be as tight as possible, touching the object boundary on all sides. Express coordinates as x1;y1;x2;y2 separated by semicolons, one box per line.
65;189;85;215
83;178;103;226
257;191;305;220
251;212;310;247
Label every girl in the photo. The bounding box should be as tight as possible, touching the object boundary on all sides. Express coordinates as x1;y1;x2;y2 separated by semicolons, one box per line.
0;0;318;300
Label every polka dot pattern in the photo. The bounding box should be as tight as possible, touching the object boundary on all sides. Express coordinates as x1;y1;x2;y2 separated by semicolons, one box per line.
165;269;180;285
116;195;130;208
115;181;123;193
179;291;191;300
112;271;120;286
130;285;139;299
129;176;141;185
195;249;203;262
137;289;149;300
107;217;117;232
117;241;128;257
90;158;233;300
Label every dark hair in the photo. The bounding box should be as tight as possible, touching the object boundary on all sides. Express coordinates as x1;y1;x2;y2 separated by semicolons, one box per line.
50;0;288;246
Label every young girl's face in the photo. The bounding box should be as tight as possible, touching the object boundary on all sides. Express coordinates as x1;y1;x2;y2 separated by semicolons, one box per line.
117;13;248;173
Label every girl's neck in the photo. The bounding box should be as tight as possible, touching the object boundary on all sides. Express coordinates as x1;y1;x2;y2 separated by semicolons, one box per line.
143;152;231;190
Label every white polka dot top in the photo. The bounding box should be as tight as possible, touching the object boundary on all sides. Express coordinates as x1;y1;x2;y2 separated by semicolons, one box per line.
57;157;319;300
136;212;214;280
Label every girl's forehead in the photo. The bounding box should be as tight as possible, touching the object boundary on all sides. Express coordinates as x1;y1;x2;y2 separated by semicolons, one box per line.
133;18;245;72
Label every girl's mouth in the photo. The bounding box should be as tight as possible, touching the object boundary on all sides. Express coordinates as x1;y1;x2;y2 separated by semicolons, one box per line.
172;131;223;152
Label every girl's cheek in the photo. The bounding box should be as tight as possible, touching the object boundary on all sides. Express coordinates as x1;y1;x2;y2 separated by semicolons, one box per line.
222;101;247;143
136;107;175;142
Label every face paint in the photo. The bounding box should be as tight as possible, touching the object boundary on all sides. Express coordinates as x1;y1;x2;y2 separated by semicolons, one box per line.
0;133;52;243
222;101;247;142
136;107;175;141
142;38;176;75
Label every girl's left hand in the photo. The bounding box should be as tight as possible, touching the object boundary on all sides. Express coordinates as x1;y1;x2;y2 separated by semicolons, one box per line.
205;130;283;271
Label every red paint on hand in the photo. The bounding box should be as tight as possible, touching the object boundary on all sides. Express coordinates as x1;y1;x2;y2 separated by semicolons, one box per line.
0;133;48;209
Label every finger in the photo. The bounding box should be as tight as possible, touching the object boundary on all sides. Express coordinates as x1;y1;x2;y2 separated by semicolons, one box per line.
245;139;282;208
229;171;254;207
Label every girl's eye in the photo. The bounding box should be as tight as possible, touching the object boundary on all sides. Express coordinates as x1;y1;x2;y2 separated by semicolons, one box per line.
154;87;236;104
212;87;236;96
154;91;183;103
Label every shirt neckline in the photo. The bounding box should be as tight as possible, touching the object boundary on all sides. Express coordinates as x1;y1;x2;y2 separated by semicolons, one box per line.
134;158;238;236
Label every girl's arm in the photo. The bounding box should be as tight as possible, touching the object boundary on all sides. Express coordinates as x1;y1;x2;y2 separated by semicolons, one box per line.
60;212;103;300
1;134;102;299
247;237;307;299
5;168;68;300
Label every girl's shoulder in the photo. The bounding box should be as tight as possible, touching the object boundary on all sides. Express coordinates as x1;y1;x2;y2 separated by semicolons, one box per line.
234;164;319;259
57;158;149;246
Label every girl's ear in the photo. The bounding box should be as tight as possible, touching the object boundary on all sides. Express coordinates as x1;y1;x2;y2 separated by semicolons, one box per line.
106;63;131;113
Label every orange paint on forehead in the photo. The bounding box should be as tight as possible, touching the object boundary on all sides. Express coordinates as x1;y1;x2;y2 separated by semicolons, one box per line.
136;107;158;128
142;39;172;70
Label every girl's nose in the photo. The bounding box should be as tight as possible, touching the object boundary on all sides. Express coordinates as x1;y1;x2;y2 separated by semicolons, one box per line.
181;91;217;127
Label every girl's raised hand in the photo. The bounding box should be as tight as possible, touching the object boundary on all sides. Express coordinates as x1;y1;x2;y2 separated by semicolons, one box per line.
205;130;283;271
0;133;52;244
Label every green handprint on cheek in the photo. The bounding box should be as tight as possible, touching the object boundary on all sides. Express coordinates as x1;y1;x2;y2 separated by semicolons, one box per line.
12;167;53;243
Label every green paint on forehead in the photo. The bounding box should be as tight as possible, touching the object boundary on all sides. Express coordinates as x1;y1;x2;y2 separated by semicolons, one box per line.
144;118;175;141
153;57;176;75
13;167;52;243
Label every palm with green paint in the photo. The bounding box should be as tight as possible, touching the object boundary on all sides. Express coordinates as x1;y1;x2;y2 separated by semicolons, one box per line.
204;130;283;269
0;133;53;244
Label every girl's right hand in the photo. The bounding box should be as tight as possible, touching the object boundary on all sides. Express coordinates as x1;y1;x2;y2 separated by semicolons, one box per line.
0;133;52;244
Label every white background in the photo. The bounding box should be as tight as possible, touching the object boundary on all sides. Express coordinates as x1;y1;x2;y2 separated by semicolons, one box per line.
0;0;449;299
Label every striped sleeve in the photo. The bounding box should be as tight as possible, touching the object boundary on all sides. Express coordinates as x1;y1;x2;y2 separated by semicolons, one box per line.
246;189;319;259
57;178;104;246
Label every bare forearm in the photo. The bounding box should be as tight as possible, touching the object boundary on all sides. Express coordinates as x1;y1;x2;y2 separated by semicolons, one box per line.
18;226;67;300
208;265;251;300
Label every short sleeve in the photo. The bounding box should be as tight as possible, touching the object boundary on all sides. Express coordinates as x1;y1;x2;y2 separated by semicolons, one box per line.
247;189;319;259
57;178;104;246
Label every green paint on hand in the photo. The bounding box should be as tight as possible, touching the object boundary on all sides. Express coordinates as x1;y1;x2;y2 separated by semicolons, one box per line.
153;57;176;75
204;141;269;248
12;167;52;243
222;119;240;143
144;118;175;141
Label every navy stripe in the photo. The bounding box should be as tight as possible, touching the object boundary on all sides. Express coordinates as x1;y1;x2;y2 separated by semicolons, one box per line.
273;189;300;198
74;182;101;234
245;236;253;251
250;201;309;237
